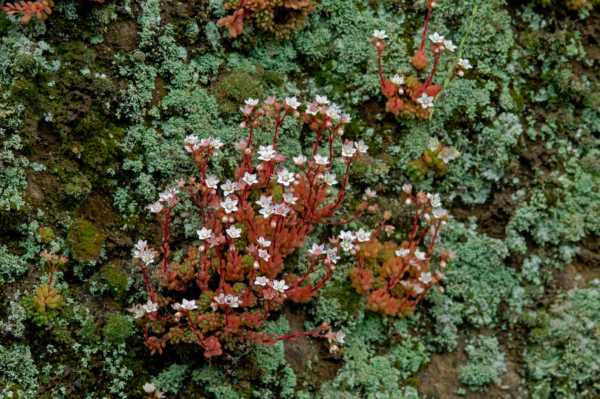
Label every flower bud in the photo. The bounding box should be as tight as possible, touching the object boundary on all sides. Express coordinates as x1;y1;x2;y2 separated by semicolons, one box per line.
271;220;277;229
441;221;447;228
438;285;444;293
337;128;344;137
458;70;464;77
405;198;412;206
324;258;330;265
325;120;332;128
199;245;206;252
239;121;246;129
350;249;356;256
230;245;236;252
229;216;235;223
212;151;218;157
245;148;252;155
222;216;228;223
431;1;436;7
318;174;324;181
383;210;392;220
293;110;300;118
253;260;260;269
330;265;336;271
398;88;404;95
440;260;446;268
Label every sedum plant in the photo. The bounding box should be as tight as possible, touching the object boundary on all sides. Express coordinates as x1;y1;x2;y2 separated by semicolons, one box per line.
406;137;461;181
20;251;67;326
0;0;54;23
370;0;474;119
129;94;450;359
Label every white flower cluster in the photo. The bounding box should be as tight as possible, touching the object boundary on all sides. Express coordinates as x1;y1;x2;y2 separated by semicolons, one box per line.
214;292;242;308
304;95;352;122
133;239;156;265
307;243;340;264
338;228;372;252
254;276;289;293
184;135;224;153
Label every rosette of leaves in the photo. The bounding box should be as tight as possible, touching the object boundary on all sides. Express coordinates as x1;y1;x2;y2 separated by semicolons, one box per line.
406;142;455;181
20;283;66;326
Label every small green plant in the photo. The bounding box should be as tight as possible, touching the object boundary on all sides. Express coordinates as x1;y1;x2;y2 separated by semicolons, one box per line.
406;138;460;181
37;227;54;244
20;251;67;327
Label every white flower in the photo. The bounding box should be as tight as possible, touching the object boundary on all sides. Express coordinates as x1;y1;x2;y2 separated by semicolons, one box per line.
285;96;301;109
255;276;270;286
265;96;276;105
277;168;296;186
316;95;330;105
341;143;357;157
256;195;273;208
340;113;352;124
214;292;226;304
141;252;155;265
333;330;345;344
257;237;271;247
414;285;425;294
402;184;412;194
210;137;224;149
221;196;239;214
458;58;472;69
355;140;369;154
147;201;163;213
414;249;426;261
258;249;270;261
200;138;212;147
197;227;212;240
314;154;330;165
366;188;377;198
205;175;219;189
417;93;434;109
258;145;277;162
432;207;448;219
373;30;388;40
159;188;179;202
225;294;241;308
134;239;148;253
243;172;258;185
226;225;242;238
272;279;289;292
172;302;181;311
221;179;239;196
340;240;354;252
259;205;275;218
293;154;307;166
339;230;356;242
283;192;298;204
439;147;459;164
326;108;340;119
324;172;337;186
418;272;433;284
429;32;444;43
391;74;404;85
128;304;145;319
245;98;259;107
184;135;199;146
443;39;457;52
427;193;441;208
180;299;198;311
274;203;290;216
143;383;156;393
143;300;158;313
396;248;410;257
400;280;413;289
240;105;253;116
308;243;325;256
428;137;440;152
356;228;371;242
327;248;340;264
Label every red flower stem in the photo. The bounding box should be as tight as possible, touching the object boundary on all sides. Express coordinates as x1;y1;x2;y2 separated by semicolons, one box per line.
420;6;434;50
272;108;290;149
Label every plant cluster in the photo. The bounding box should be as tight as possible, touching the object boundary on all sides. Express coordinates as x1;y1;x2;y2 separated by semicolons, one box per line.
127;94;446;360
348;184;454;317
371;0;474;119
406;137;460;181
20;251;67;326
218;0;316;39
0;0;53;23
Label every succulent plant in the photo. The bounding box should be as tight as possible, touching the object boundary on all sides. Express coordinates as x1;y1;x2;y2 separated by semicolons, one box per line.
20;283;66;326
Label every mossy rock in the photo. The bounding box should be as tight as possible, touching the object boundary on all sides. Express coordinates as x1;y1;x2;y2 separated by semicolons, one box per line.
67;219;105;261
103;314;134;345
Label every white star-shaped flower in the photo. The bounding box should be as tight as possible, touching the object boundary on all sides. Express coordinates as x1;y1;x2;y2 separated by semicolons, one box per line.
432;207;448;219
341;143;357;157
283;192;298;204
272;279;289;292
314;154;330;166
417;93;434;109
402;184;412;194
373;30;388;40
285;96;301;109
147;201;163;213
243;172;258;186
205;175;219;189
214;292;226;304
414;249;426;261
143;300;158;313
197;227;212;240
308;243;325;256
221;179;239;196
180;299;198;311
277;168;296;186
429;32;444;43
316;95;330;105
324;172;337;186
327;248;340;264
221;196;239;214
259;205;275;219
255;276;270;286
355;140;368;154
258;145;277;162
293;155;307;166
257;237;271;247
390;74;404;85
339;231;356;242
356;228;371;242
365;188;377;198
443;39;457;52
428;137;440;152
226;225;242;238
396;248;410;257
224;294;241;308
340;241;354;252
258;249;270;261
418;272;433;284
458;58;472;69
143;383;156;393
245;98;259;107
427;193;441;208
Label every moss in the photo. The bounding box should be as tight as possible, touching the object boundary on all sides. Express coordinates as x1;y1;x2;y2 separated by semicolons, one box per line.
103;314;134;345
100;264;129;301
67;219;105;261
212;69;264;114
